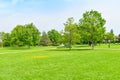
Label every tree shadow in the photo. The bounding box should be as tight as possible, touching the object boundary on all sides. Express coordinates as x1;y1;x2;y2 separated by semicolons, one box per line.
74;45;89;48
47;48;92;51
6;47;30;50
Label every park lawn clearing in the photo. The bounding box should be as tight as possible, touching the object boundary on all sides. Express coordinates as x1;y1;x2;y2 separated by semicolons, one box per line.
0;45;120;80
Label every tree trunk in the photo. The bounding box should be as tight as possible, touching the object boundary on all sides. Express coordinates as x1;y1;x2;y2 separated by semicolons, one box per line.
108;41;110;48
28;43;31;48
69;30;72;50
92;41;94;49
88;41;92;46
2;42;4;48
69;38;72;50
99;41;101;46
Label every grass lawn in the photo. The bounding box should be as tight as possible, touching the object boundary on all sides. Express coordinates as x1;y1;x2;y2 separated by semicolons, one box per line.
0;44;120;80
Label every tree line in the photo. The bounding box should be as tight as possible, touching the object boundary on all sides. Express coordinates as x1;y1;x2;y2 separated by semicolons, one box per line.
0;10;120;49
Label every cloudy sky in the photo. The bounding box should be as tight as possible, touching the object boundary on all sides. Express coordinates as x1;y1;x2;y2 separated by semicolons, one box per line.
0;0;120;35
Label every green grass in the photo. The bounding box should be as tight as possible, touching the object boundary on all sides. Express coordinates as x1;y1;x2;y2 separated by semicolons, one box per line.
0;44;120;80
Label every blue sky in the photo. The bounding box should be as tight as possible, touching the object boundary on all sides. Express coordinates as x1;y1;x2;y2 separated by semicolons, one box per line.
0;0;120;35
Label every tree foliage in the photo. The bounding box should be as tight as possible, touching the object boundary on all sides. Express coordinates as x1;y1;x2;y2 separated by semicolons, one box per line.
105;31;114;48
118;34;120;43
11;23;40;47
0;10;110;50
40;31;51;46
2;33;11;47
79;10;106;49
25;23;40;46
48;29;61;46
11;25;25;47
0;32;11;47
63;17;80;49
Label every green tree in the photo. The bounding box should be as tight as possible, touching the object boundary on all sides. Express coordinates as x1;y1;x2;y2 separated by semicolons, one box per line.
11;25;25;47
0;32;4;47
105;32;114;48
79;10;106;49
63;17;80;50
2;33;11;47
48;29;62;46
11;23;40;48
0;32;11;47
40;31;51;46
110;29;115;43
25;23;40;47
118;34;120;43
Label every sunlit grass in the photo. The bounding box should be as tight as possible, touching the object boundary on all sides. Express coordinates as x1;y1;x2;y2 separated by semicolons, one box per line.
27;56;49;59
0;44;120;80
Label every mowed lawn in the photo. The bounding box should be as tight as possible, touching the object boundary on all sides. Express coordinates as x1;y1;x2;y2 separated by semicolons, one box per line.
0;44;120;80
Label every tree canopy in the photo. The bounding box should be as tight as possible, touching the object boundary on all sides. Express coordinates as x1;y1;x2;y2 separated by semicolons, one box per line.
48;29;62;46
0;10;115;50
79;10;106;49
11;23;40;48
40;31;51;46
63;17;80;49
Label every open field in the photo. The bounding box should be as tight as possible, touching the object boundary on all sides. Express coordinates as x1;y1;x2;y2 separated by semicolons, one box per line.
0;44;120;80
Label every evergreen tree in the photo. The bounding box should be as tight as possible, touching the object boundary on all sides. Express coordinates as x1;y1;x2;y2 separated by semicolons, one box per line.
40;31;51;46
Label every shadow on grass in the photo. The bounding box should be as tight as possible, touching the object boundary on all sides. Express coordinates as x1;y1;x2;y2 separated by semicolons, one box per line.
6;47;30;50
74;45;89;48
47;48;92;51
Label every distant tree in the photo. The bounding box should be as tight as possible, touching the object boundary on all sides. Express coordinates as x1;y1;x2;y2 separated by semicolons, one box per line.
0;32;4;47
48;29;62;46
105;32;114;48
0;32;11;47
110;29;114;34
63;17;80;50
11;25;25;47
2;33;11;47
11;23;40;48
25;23;40;47
118;34;120;42
110;29;115;43
0;32;3;41
79;10;106;49
40;31;51;46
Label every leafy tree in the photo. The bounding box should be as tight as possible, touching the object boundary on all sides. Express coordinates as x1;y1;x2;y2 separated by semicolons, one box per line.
118;34;120;43
25;23;40;47
63;17;80;50
79;10;106;49
11;25;25;47
48;29;62;46
0;32;11;47
40;31;51;46
110;29;114;34
105;32;114;48
11;23;40;48
2;33;11;47
110;29;115;43
0;32;4;47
